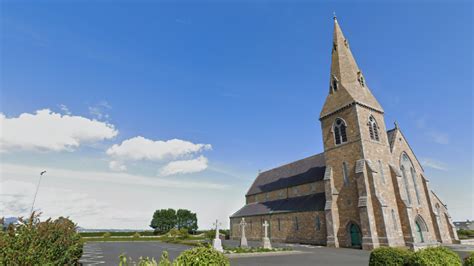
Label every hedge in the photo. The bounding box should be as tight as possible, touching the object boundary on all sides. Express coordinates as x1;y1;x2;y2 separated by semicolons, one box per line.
0;213;83;265
173;246;230;266
369;247;413;266
409;246;461;266
464;252;474;266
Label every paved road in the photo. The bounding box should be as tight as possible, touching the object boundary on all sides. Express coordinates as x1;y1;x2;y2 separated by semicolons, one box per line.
79;240;370;266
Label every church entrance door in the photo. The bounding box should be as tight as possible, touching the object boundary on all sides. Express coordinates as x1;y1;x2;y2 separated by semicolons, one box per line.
415;221;424;243
349;223;362;248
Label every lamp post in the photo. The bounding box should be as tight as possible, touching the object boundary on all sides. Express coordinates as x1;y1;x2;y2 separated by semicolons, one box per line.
30;170;46;215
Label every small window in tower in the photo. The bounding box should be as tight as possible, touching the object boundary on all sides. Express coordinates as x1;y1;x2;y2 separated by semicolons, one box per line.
331;75;339;92
315;216;321;231
334;118;347;145
357;71;365;87
368;116;380;141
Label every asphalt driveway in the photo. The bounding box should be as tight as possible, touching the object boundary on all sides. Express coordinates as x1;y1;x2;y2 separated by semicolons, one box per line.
79;240;370;266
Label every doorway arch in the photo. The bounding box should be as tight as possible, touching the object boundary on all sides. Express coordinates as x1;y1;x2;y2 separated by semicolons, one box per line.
414;215;428;243
348;222;362;248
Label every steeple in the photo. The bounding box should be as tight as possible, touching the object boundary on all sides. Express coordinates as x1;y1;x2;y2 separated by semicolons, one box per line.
320;17;383;119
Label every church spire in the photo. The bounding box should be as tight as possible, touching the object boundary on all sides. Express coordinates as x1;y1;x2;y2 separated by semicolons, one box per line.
320;17;383;119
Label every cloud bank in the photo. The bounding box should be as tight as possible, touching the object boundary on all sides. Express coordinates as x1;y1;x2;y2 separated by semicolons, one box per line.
0;109;117;152
160;156;209;176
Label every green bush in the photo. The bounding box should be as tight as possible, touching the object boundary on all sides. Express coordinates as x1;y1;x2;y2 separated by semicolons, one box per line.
103;232;112;238
369;247;413;266
158;251;172;266
134;232;141;239
409;247;461;266
167;228;189;240
0;213;83;265
464;252;474;266
173;246;230;266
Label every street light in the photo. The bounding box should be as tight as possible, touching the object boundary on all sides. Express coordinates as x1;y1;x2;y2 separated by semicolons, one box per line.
30;170;46;215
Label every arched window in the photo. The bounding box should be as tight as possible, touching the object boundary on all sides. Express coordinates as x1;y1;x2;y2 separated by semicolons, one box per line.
401;165;412;205
294;216;299;231
334;118;348;145
343;162;349;186
410;167;421;205
368;116;380;141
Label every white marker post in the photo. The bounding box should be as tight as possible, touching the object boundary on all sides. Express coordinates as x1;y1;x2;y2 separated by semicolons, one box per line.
262;220;272;249
212;219;223;252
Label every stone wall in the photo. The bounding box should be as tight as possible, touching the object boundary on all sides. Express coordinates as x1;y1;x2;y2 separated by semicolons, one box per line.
230;211;327;245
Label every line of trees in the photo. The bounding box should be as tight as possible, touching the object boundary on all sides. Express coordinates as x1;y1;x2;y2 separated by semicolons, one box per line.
149;208;197;233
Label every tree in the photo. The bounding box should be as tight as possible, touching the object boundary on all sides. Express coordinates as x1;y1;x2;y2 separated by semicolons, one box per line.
176;209;198;232
150;209;177;233
150;208;197;233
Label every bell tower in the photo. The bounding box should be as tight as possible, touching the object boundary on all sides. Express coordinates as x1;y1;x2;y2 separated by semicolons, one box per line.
321;16;403;250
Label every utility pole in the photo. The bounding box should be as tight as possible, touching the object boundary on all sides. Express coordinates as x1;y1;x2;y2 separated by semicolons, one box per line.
30;170;46;215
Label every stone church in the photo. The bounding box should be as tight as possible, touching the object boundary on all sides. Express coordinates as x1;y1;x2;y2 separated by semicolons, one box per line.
230;17;459;250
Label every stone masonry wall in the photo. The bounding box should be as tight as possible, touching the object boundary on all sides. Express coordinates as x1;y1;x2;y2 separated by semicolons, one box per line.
230;211;326;245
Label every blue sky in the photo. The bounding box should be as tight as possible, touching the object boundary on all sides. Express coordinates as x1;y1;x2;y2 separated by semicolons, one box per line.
1;1;472;229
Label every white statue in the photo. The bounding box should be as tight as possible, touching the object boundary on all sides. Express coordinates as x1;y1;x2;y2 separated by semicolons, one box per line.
212;219;223;252
239;218;248;248
262;220;272;249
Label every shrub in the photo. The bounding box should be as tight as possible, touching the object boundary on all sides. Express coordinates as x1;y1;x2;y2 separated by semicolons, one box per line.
409;246;461;266
167;228;189;240
464;252;474;266
133;232;141;239
0;213;83;265
173;245;230;266
159;251;172;266
369;247;413;266
103;232;112;238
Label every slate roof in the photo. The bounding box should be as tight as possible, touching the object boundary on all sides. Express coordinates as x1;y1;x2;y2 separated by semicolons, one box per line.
246;153;326;196
230;193;326;218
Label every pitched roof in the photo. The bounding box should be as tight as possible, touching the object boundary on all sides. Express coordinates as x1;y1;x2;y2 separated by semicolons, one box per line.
246;153;326;196
230;193;326;218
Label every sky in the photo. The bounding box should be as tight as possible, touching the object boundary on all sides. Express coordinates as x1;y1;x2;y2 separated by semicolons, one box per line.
0;1;472;230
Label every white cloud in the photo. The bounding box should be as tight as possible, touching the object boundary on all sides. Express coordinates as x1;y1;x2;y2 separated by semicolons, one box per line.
160;156;209;176
0;109;118;152
0;162;235;229
106;136;211;161
59;104;71;115
109;160;127;172
428;131;450;145
421;158;448;171
88;101;111;120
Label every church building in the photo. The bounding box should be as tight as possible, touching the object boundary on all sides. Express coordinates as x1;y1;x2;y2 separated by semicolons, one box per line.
229;17;459;250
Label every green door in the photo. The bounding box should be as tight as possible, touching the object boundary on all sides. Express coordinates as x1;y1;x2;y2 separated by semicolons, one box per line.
416;222;424;243
350;224;362;247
